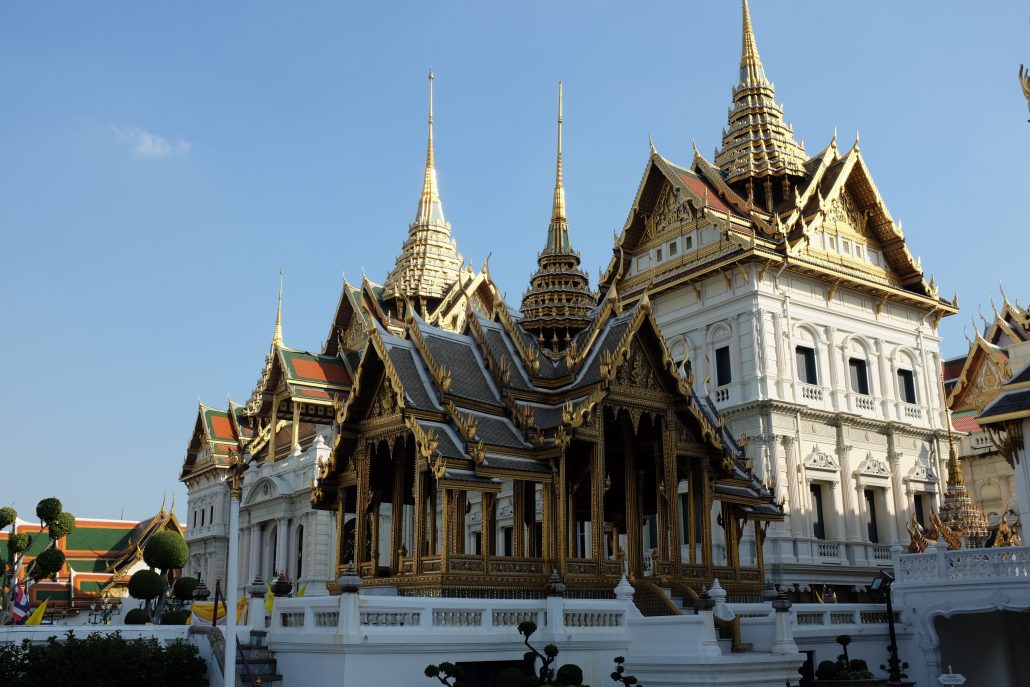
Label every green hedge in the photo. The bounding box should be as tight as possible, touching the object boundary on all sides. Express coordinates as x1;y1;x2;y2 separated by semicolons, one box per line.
0;631;207;686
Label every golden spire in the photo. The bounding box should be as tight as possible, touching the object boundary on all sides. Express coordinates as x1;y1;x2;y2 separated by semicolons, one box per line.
273;267;284;348
415;69;444;227
520;81;593;355
715;0;807;190
739;0;768;86
383;69;463;304
548;81;569;251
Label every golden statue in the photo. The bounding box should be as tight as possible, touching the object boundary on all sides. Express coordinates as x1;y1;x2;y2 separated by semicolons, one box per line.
1020;65;1030;120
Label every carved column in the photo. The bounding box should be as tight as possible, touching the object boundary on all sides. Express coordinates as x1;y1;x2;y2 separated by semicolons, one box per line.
413;469;424;572
268;393;280;462
354;449;370;570
482;492;496;567
754;520;766;581
291;402;301;453
370;497;381;571
274;517;289;576
391;458;404;573
336;487;349;568
663;417;682;567
701;463;713;578
428;479;438;556
781;436;802;538
249;523;263;581
887;437;907;543
454;490;467;555
512;481;526;558
592;426;606;569
836;426;859;543
624;430;642;579
440;488;451;571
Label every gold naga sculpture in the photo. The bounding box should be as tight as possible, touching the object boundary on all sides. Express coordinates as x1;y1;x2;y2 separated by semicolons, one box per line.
1020;65;1030;120
907;512;960;553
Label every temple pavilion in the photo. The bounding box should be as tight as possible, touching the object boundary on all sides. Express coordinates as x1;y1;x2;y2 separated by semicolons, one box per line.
309;77;782;602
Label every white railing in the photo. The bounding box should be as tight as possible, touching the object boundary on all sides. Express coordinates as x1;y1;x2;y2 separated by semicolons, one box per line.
800;384;823;402
872;545;892;562
901;404;922;420
817;541;844;561
851;394;875;412
269;594;627;638
730;602;901;632
897;545;1030;583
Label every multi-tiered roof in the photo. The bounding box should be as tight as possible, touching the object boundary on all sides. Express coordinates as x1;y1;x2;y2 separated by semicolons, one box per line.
520;83;595;353
383;70;464;311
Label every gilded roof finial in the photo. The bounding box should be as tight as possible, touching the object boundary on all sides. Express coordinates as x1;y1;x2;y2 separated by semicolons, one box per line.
854;129;861;152
739;0;767;86
416;69;444;226
551;81;567;232
831;126;838;150
273;267;284;348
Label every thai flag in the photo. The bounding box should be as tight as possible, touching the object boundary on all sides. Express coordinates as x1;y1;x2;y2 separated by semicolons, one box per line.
10;585;29;623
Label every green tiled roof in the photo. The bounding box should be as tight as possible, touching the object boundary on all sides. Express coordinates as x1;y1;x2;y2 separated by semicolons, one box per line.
66;526;133;553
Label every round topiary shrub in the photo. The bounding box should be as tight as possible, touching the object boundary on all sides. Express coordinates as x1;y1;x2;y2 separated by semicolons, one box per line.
849;658;868;672
834;669;852;681
32;547;66;580
496;667;528;687
172;576;199;601
125;608;151;625
816;660;840;681
47;511;76;540
555;663;584;686
161;609;191;625
128;569;164;601
35;498;62;525
0;506;16;530
8;532;31;554
143;530;189;571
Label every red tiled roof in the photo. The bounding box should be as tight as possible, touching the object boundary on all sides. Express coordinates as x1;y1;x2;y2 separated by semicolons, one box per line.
209;415;235;441
291;357;351;384
941;357;967;382
673;170;732;214
952;414;981;434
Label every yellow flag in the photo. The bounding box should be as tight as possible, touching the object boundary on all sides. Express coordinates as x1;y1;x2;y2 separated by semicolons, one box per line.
297;584;307;598
24;599;48;625
264;583;274;613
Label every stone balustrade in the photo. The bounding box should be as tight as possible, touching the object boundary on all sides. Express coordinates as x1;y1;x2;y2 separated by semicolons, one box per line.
896;545;1030;584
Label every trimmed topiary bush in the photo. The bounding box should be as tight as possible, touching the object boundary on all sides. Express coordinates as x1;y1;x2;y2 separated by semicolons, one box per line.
849;659;868;672
35;498;62;524
128;569;164;601
0;506;16;530
555;663;584;686
172;576;199;601
816;660;840;681
8;532;31;554
161;609;191;625
48;511;76;540
124;608;151;625
32;547;66;580
496;667;528;687
143;530;189;571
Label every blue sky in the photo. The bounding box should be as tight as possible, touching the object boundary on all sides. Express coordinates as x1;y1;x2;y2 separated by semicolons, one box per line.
2;1;1027;520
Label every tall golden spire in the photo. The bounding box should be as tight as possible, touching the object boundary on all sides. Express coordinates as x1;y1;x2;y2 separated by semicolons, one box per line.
520;82;594;355
272;267;284;348
936;381;990;547
715;1;807;201
739;0;768;86
548;81;569;250
383;69;463;304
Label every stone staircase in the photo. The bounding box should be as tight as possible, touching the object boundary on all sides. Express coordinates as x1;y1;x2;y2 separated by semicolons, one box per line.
660;586;753;653
237;630;283;687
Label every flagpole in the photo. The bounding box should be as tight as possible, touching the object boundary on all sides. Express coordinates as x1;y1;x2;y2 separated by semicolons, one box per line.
224;452;247;687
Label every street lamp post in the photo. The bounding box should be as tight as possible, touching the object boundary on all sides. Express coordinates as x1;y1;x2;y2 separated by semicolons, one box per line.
870;571;910;686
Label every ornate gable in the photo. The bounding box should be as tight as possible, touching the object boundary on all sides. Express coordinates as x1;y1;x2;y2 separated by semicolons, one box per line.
947;338;1011;414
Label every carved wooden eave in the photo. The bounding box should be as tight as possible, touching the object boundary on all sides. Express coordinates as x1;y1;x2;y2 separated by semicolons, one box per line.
494;301;542;376
405;310;453;394
566;283;622;374
946;335;1011;412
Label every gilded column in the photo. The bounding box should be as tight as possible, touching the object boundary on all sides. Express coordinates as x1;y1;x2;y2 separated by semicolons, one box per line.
512;481;526;558
336;487;349;568
353;449;370;570
391;458;404;573
663;417;681;567
454;490;467;555
624;431;642;579
413;469;424;570
482;492;496;567
268;393;280;462
592;424;606;570
440;488;451;571
291;402;301;453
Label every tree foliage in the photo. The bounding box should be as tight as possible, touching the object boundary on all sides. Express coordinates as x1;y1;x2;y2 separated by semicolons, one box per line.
128;570;164;601
0;631;207;686
34;498;62;525
31;547;65;581
143;530;189;571
172;576;199;601
0;506;16;530
7;533;31;555
47;511;76;540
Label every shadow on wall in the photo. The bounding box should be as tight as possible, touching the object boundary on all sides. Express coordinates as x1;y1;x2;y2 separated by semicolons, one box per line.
935;610;1030;685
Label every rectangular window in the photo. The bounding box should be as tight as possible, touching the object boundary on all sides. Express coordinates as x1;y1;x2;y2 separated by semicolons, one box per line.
193;511;197;528
914;494;927;530
867;248;880;266
200;509;205;527
849;358;870;395
864;489;879;543
209;506;214;524
471;531;482;556
842;239;852;255
796;346;818;385
897;369;917;404
502;527;513;557
669;241;678;256
828;236;838;251
656;247;663;262
811;484;826;540
715;346;732;387
685;235;694;250
575;521;589;558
